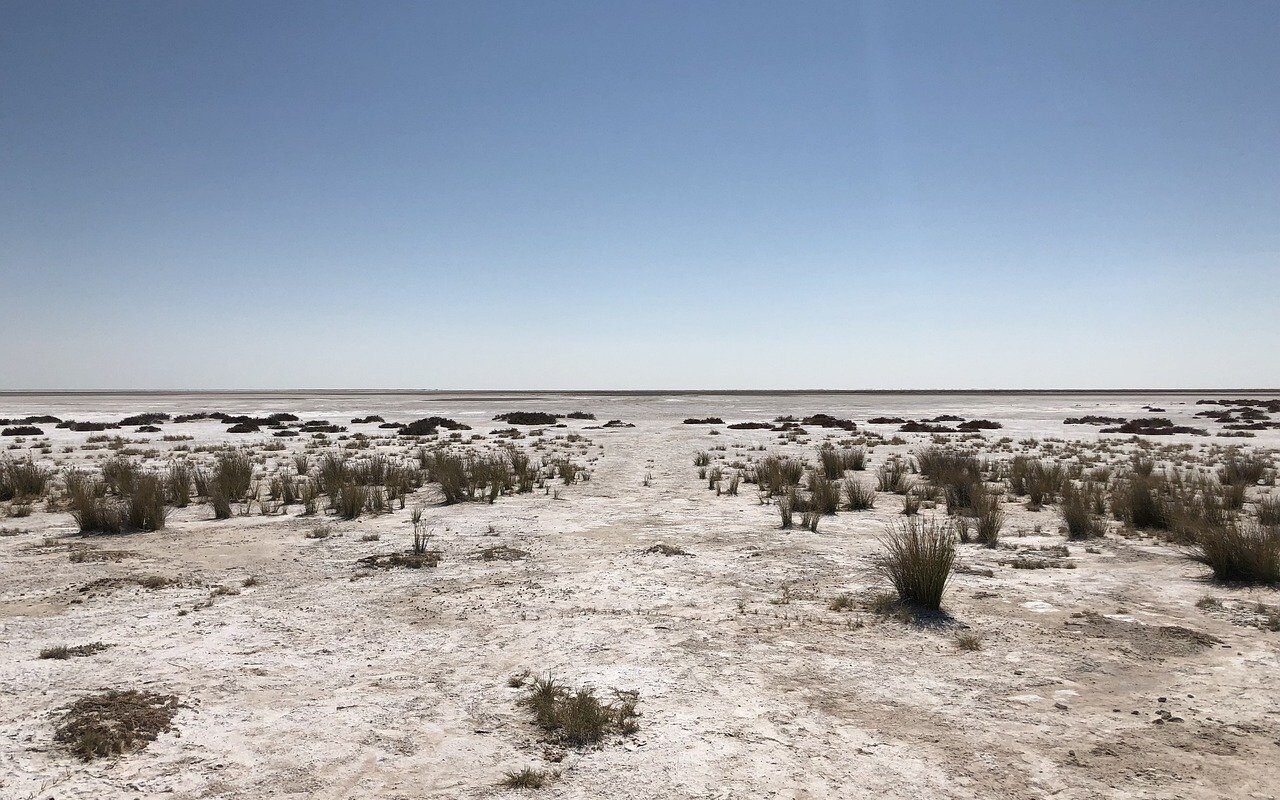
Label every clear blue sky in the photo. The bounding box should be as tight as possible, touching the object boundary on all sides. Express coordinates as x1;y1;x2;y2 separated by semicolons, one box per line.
2;1;1277;389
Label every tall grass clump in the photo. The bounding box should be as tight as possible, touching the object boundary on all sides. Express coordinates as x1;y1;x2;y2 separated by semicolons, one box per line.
970;484;1003;546
333;482;369;519
757;456;806;495
902;490;921;515
915;448;978;482
878;516;955;610
876;460;909;494
915;448;981;513
818;447;866;479
209;483;233;519
1110;473;1170;531
213;452;254;500
1187;520;1280;584
125;474;168;531
807;472;841;515
843;478;876;510
317;452;349;496
69;474;167;533
101;457;140;496
778;490;795;530
1059;486;1106;539
166;463;192;508
844;447;867;471
1006;457;1065;509
1025;461;1065;510
1219;454;1269;487
1258;495;1280;526
1219;479;1247;511
69;479;125;533
818;448;843;480
0;458;50;501
421;450;471;504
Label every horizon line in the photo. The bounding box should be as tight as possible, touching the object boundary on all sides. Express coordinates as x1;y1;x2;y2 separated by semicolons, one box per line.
1;388;1277;397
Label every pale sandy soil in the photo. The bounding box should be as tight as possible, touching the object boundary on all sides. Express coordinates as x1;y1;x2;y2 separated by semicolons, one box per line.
2;393;1279;800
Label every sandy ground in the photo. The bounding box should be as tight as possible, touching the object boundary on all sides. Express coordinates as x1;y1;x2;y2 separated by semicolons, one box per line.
2;392;1279;800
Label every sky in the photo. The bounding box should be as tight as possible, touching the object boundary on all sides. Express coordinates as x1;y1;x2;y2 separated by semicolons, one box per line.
1;1;1277;390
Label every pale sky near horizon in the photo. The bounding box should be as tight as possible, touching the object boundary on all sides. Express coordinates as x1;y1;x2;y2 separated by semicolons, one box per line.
1;1;1277;390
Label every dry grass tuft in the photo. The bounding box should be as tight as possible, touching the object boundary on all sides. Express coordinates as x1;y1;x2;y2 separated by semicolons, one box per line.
1188;520;1280;584
0;457;49;501
1060;487;1106;539
955;632;983;651
502;767;556;789
843;478;876;511
878;516;956;611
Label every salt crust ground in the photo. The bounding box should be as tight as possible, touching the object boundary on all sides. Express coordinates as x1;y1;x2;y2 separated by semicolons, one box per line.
1;393;1278;799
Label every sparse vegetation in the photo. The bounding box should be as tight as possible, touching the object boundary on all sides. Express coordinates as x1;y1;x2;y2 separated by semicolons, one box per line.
54;689;181;759
518;676;639;746
40;642;111;660
829;593;856;611
502;767;555;790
